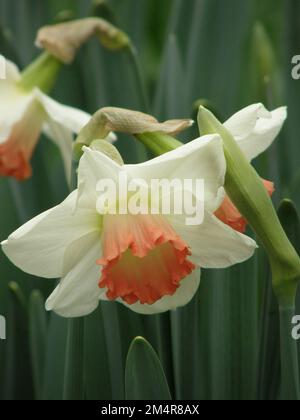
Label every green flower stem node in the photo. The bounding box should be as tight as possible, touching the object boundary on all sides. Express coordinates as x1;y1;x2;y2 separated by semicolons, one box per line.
18;52;62;94
198;106;300;308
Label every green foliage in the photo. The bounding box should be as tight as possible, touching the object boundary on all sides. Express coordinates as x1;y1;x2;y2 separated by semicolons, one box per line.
0;0;299;401
125;337;171;400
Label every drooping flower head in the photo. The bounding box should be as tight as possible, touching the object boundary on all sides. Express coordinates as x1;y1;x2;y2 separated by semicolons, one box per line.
0;55;93;182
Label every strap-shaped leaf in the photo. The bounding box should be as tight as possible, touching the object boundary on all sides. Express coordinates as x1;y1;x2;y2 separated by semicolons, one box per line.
125;337;171;400
29;291;48;400
63;318;85;400
278;200;300;400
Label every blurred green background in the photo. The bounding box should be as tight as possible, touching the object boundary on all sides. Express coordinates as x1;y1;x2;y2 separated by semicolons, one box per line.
0;0;299;400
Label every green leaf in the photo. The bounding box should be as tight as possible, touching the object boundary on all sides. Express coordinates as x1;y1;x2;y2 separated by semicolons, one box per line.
257;251;281;400
185;0;253;116
154;34;188;120
125;337;172;400
277;200;300;400
278;199;300;383
100;303;125;399
278;200;300;255
84;305;112;400
29;291;48;400
1;282;34;400
63;318;85;400
281;0;300;194
0;24;20;64
42;313;68;400
279;307;300;400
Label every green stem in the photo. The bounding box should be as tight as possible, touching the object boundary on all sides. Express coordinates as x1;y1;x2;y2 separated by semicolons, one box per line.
279;306;300;400
126;44;149;113
223;144;300;307
136;132;182;156
63;318;85;400
18;52;62;94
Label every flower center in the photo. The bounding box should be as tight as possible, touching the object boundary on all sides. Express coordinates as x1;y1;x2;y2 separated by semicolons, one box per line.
0;143;32;180
97;214;195;305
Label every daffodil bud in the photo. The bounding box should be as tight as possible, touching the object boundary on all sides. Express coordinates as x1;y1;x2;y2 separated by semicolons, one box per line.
36;18;130;64
18;52;62;93
193;99;222;121
198;106;300;307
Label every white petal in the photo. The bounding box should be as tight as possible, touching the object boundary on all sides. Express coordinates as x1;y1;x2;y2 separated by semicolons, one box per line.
1;191;100;278
167;210;257;268
77;146;123;209
43;120;73;186
99;269;201;315
224;104;287;161
224;103;270;138
0;67;34;130
1;99;45;153
35;91;92;186
0;56;21;82
35;90;91;134
125;134;226;212
38;92;117;185
36;90;117;143
46;236;101;318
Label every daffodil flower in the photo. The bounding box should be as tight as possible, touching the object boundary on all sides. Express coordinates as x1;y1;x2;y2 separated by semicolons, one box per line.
214;103;287;232
2;135;256;317
0;56;106;182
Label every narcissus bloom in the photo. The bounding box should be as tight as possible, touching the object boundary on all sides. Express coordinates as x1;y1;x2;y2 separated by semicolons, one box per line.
215;103;287;232
2;135;257;317
0;56;93;181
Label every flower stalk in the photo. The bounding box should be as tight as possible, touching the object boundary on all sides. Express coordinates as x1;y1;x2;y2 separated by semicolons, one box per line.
136;132;182;156
18;52;62;94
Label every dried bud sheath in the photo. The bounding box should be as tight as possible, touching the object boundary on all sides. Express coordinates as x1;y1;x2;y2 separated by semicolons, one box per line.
36;18;130;64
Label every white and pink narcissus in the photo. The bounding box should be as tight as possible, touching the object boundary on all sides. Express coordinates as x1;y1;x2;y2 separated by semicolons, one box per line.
214;103;287;233
0;56;114;182
2;135;257;317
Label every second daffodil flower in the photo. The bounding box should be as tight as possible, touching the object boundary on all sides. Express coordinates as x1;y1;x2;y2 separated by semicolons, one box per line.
2;135;257;317
0;55;99;182
213;103;287;232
